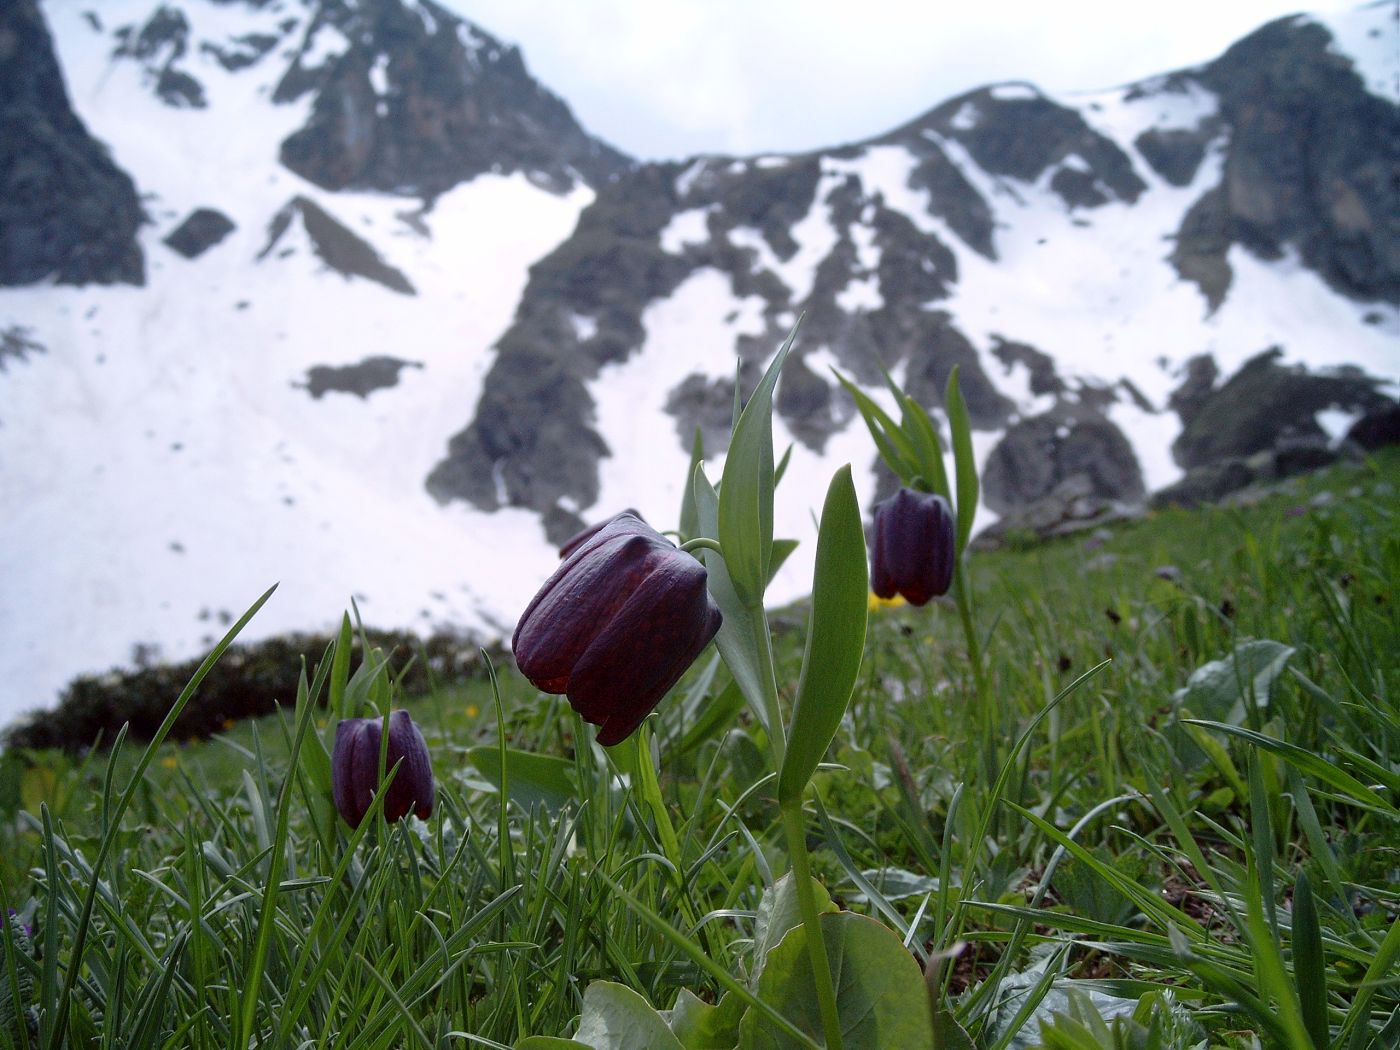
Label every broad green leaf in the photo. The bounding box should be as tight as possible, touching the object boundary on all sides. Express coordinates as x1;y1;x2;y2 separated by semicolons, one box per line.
738;912;935;1050
778;466;868;805
1173;641;1295;724
679;428;706;543
666;989;745;1049
517;1038;592;1049
695;464;772;738
574;981;686;1050
720;331;795;605
467;746;579;812
944;366;979;554
751;874;838;988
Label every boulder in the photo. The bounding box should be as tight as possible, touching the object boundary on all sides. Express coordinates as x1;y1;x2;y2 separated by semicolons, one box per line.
163;208;235;259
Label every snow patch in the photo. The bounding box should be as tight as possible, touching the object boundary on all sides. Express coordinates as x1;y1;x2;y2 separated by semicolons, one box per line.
1316;408;1363;445
659;207;712;253
1311;4;1399;102
950;101;980;130
989;83;1038;101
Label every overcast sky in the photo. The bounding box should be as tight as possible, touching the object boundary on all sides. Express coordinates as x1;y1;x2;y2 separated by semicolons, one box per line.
442;0;1366;160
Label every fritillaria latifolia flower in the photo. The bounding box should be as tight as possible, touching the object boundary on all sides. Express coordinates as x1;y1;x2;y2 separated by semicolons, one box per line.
870;487;956;606
513;511;722;746
557;508;641;559
331;710;434;828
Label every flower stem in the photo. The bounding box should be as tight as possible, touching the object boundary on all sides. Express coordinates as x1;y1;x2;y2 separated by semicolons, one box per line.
781;801;844;1050
679;536;724;556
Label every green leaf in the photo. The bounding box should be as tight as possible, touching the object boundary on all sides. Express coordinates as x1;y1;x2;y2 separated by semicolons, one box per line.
671;675;746;758
720;331;796;606
944;366;979;554
517;1038;593;1049
666;989;745;1049
1180;720;1392;813
832;369;917;483
467;747;579;812
679;428;706;543
1292;871;1328;1050
573;982;687;1050
778;466;868;805
695;465;772;737
901;394;951;500
768;539;799;585
1174;641;1295;724
738;912;936;1050
751;874;838;988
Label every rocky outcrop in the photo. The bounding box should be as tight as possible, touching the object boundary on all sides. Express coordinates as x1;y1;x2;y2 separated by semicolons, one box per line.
0;0;144;286
911;85;1146;210
983;409;1145;516
300;356;424;399
258;196;415;295
1171;348;1390;469
113;4;206;108
1172;16;1400;307
277;0;630;198
426;143;1014;536
164;208;235;259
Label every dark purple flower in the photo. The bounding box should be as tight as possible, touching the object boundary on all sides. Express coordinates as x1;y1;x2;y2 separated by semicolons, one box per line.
332;711;434;828
559;508;643;559
514;511;722;746
870;488;955;606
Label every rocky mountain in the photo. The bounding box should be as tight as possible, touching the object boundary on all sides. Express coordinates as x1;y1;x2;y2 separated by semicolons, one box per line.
0;0;1395;721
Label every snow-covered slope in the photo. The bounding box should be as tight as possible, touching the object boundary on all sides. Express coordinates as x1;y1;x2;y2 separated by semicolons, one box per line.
1;0;1396;724
1;0;619;719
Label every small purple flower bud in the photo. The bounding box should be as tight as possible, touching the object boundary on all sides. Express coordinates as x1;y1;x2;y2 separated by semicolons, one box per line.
514;511;722;746
331;711;434;828
870;488;956;606
559;508;643;559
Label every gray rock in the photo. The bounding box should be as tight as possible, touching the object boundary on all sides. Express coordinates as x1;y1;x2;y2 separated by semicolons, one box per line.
163;208;235;259
1171;17;1400;306
300;356;423;400
257;196;415;296
0;0;145;287
983;410;1145;516
276;0;629;199
1346;402;1400;450
1171;348;1388;469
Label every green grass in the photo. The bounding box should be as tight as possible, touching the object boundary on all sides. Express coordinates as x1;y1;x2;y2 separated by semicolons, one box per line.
1;449;1396;1049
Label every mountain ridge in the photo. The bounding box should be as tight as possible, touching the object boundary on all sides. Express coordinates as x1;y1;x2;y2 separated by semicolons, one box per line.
0;0;1395;721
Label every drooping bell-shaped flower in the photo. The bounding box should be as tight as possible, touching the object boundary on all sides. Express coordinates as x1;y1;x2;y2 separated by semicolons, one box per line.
331;710;435;828
869;488;956;606
558;508;643;559
514;511;722;746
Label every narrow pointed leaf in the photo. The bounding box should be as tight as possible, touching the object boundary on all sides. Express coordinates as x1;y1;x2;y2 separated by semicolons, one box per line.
1292;871;1328;1050
832;368;917;482
901;395;951;500
778;466;868;804
719;330;795;605
944;365;979;553
678;428;705;543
